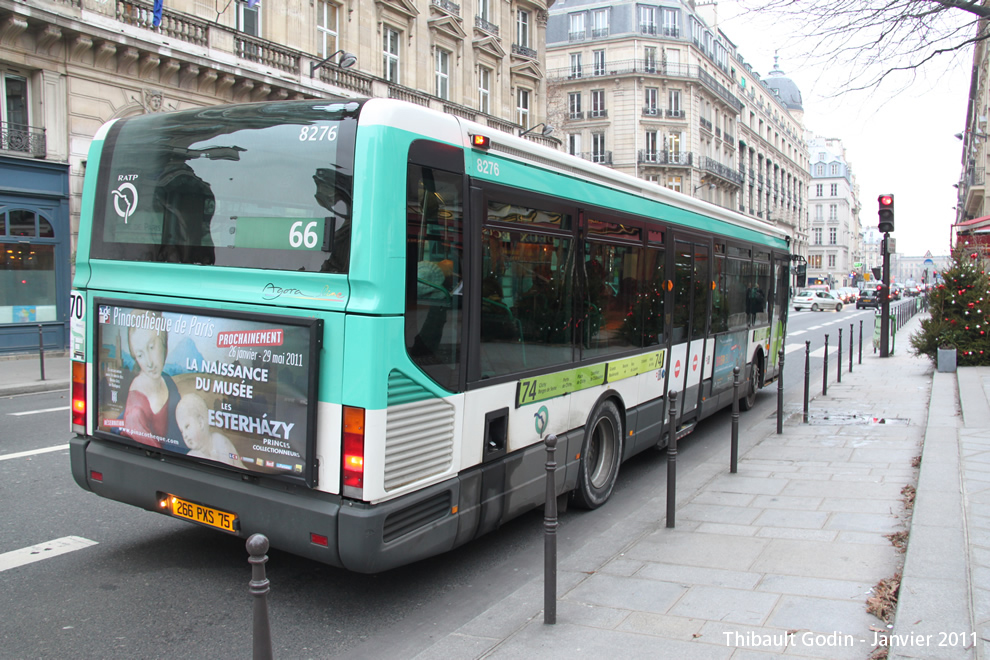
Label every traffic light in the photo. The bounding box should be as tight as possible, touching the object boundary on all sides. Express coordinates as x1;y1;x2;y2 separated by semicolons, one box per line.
878;194;894;233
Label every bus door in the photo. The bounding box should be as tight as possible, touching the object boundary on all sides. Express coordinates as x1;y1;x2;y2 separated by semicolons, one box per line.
768;252;790;379
668;236;711;420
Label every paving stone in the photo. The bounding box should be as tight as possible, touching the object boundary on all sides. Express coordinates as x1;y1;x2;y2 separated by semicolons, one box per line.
668;584;779;626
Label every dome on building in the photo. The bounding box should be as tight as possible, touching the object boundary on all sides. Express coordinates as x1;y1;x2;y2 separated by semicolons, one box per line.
765;57;803;112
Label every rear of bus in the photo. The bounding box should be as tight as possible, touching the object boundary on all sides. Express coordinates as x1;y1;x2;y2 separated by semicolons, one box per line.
69;98;468;573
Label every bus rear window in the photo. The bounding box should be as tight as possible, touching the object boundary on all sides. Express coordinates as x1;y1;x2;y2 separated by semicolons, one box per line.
90;100;358;272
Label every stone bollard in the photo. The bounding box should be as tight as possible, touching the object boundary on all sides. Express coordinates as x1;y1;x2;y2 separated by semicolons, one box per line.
247;534;274;660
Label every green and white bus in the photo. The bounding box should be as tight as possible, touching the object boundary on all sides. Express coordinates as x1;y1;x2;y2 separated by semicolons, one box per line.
69;98;790;573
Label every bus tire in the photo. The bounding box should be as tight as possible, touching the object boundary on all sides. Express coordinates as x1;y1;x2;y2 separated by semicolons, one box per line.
739;360;761;411
572;399;623;509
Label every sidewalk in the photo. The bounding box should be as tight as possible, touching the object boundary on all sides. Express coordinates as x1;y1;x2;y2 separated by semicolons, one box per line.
398;314;981;660
0;351;69;397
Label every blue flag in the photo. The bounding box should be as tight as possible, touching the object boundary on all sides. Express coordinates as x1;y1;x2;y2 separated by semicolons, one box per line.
247;0;260;6
152;0;163;27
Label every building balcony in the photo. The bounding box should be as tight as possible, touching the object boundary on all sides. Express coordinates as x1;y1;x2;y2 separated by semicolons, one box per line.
963;166;986;219
640;24;657;35
589;109;608;119
666;109;684;119
662;26;680;37
700;117;713;132
568;111;585;120
703;156;743;186
512;44;537;59
475;16;499;36
575;151;613;165
430;0;460;16
0;121;46;158
568;31;587;42
638;150;692;167
591;28;610;38
642;106;660;117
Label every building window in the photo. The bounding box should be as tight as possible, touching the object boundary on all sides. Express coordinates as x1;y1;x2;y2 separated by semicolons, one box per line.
1;72;29;154
478;0;490;22
645;130;658;159
815;205;823;221
568;92;582;119
592;8;609;38
316;1;338;58
828;254;836;268
593;50;606;76
517;88;530;128
644;87;658;115
640;6;656;34
479;66;491;114
667;132;682;158
813;227;823;245
668;89;681;116
592;132;607;163
666;175;682;192
829;205;837;221
383;27;400;83
816;164;824;176
830;183;838;196
591;89;606;118
809;254;822;269
238;0;261;36
662;8;678;36
570;53;582;78
1;209;57;323
829;227;837;244
569;12;586;40
568;133;581;156
517;9;530;48
435;49;450;100
830;163;840;175
644;47;657;73
816;184;823;197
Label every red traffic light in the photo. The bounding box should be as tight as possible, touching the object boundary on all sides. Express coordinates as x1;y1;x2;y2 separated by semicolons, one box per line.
879;194;893;207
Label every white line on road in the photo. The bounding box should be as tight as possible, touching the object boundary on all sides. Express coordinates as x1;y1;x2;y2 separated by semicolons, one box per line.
0;536;98;573
0;444;69;461
9;406;70;416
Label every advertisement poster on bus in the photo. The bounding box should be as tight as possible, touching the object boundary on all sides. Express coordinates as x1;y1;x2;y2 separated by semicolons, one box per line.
92;300;321;485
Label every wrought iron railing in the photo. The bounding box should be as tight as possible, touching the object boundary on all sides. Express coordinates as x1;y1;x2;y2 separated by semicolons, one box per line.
475;16;499;36
1;122;46;157
430;0;460;16
512;44;537;59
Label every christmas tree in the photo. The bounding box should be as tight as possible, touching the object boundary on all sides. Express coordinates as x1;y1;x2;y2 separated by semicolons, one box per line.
911;246;990;366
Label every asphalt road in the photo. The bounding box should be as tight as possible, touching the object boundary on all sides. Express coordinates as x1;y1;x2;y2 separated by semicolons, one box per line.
0;302;913;659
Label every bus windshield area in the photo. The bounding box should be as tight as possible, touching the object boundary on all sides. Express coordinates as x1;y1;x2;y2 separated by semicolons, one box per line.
90;100;360;272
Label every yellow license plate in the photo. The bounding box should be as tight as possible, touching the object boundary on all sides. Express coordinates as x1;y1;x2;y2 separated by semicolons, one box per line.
165;494;238;533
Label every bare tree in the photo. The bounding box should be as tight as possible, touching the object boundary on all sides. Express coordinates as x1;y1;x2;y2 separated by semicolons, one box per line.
736;0;985;92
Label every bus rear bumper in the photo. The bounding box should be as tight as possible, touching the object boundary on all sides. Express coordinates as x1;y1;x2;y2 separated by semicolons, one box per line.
70;437;461;573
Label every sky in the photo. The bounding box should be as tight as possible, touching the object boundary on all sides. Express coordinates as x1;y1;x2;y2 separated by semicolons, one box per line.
707;1;972;258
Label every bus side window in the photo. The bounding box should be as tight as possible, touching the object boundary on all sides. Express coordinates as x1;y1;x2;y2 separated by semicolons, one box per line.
404;164;463;392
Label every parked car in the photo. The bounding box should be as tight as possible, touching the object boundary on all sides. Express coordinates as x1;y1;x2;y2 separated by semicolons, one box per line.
857;288;879;309
838;287;859;303
793;289;844;312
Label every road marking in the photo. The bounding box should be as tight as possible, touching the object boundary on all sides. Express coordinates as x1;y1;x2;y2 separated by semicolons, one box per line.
0;444;69;461
9;406;70;417
0;536;98;573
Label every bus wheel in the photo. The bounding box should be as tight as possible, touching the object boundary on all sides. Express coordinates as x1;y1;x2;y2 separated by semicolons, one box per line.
572;400;623;509
739;361;761;411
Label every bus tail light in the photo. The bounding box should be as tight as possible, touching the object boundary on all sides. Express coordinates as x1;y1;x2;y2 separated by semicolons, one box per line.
342;406;366;491
72;360;86;433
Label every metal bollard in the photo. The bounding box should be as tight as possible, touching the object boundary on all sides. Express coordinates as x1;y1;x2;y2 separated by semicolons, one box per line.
776;348;784;435
803;341;811;424
837;328;842;384
543;433;558;625
666;390;678;528
38;324;46;381
731;367;740;473
247;534;274;660
859;320;863;365
823;334;829;396
849;323;854;373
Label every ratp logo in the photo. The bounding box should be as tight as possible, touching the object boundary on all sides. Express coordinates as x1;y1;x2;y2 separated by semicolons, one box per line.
534;405;549;436
111;182;139;224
